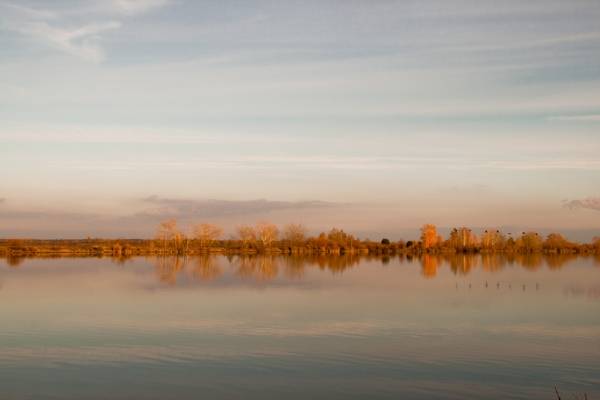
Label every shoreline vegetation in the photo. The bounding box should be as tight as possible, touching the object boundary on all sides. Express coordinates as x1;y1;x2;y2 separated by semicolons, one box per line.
1;220;599;259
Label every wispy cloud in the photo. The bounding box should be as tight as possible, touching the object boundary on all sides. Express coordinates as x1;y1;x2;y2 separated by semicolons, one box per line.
0;0;172;62
17;20;120;62
0;198;5;204
138;196;338;219
0;2;58;20
563;197;600;212
0;2;120;62
0;197;344;238
49;155;600;173
486;160;600;171
111;0;173;16
548;115;600;122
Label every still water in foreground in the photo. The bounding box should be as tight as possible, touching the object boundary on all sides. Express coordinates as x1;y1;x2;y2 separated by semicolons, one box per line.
1;254;599;399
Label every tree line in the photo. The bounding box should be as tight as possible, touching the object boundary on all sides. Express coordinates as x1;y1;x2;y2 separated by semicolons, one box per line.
1;220;599;258
149;220;600;256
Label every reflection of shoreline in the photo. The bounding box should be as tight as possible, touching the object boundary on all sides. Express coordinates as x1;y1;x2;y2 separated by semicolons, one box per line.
3;254;596;286
419;253;585;278
150;254;364;284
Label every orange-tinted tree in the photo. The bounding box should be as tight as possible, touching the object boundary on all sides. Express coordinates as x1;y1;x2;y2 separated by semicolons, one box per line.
516;232;543;253
237;225;257;248
193;223;223;249
283;223;307;246
447;227;478;251
256;222;279;248
155;219;187;254
543;233;573;252
420;224;440;250
481;229;506;251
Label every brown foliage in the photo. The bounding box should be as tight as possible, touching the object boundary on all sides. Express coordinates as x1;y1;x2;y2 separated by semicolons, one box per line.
420;224;440;250
193;223;223;248
283;223;307;245
256;222;279;248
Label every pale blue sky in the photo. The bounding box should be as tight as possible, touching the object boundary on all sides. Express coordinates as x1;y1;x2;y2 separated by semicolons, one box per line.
1;0;599;238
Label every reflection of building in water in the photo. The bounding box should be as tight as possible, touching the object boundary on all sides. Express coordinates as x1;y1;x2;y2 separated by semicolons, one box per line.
191;255;222;281
154;256;186;285
420;254;439;278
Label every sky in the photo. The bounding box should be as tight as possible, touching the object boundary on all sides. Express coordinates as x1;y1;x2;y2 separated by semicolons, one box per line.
0;0;599;239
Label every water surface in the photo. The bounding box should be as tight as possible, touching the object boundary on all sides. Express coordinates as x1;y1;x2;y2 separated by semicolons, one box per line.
1;254;599;399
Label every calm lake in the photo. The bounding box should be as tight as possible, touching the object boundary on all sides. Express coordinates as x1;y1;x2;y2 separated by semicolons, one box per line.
1;254;599;399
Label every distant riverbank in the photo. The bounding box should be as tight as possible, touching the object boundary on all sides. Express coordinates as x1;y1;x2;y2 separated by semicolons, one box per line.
2;220;599;258
1;228;599;259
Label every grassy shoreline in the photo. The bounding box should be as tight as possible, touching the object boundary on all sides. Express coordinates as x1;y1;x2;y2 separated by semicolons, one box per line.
1;236;599;258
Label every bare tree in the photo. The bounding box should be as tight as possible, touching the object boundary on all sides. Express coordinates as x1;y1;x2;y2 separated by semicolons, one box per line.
237;224;257;248
156;219;179;253
256;221;279;248
193;223;223;249
283;223;307;245
155;219;187;254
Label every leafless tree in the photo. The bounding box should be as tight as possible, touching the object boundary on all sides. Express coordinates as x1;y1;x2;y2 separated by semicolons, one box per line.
283;223;307;245
256;221;279;248
155;219;187;254
237;224;257;248
193;223;223;248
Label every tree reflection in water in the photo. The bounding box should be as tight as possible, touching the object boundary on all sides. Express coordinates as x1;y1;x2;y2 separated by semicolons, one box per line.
283;256;306;280
480;254;505;272
545;253;578;270
2;253;594;286
234;255;279;281
6;255;25;268
420;254;439;278
191;255;222;282
257;255;278;281
447;254;478;276
154;256;187;285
